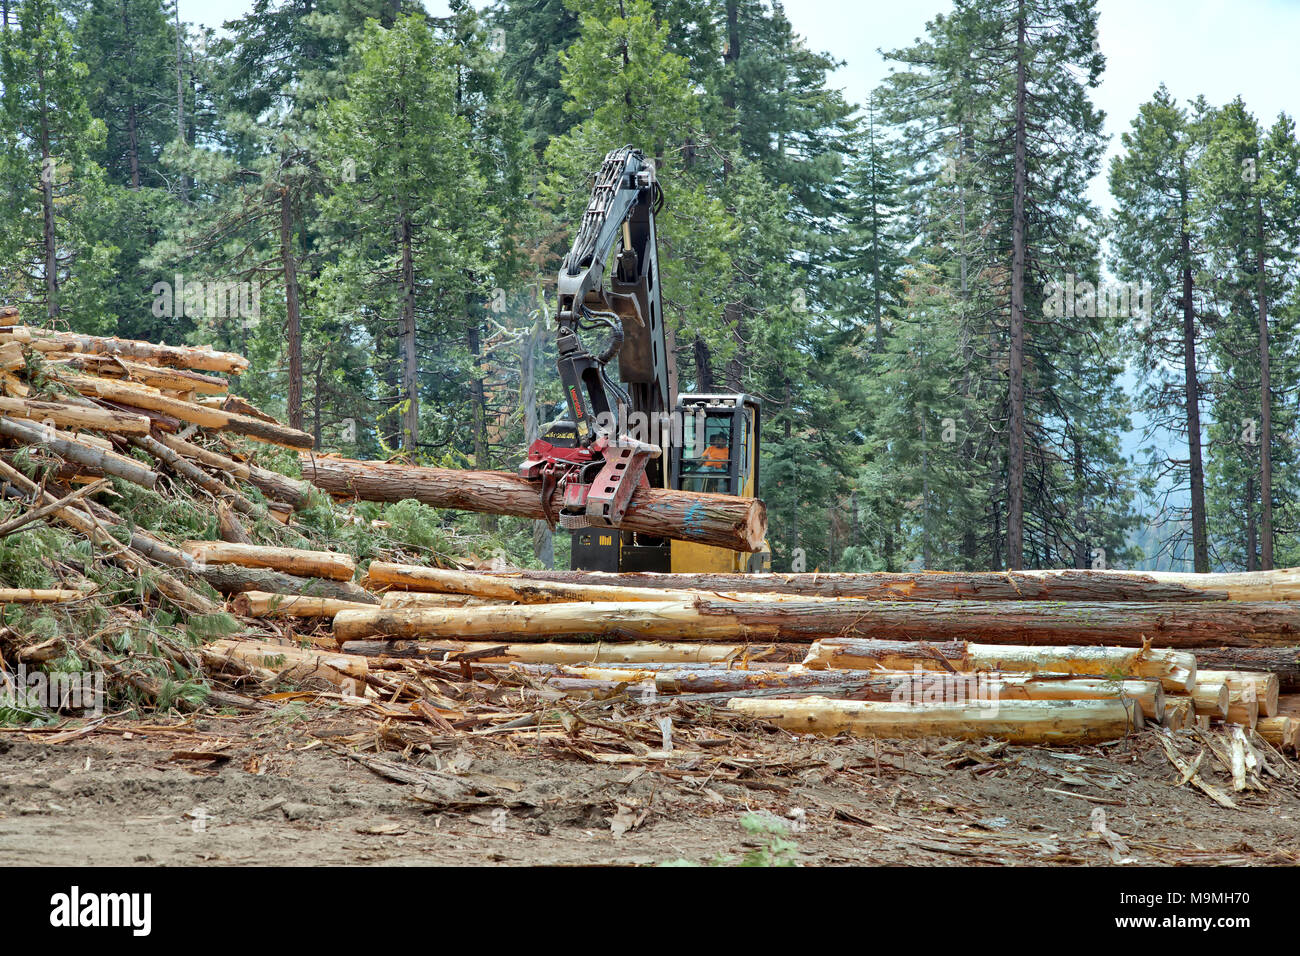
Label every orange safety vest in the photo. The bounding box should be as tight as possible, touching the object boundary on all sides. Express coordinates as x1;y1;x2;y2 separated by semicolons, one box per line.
701;445;729;470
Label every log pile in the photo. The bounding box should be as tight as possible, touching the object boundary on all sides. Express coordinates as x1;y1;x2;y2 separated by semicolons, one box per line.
2;319;1298;767
199;557;1300;752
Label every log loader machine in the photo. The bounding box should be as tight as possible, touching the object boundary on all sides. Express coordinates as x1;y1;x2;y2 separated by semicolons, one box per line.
520;146;770;574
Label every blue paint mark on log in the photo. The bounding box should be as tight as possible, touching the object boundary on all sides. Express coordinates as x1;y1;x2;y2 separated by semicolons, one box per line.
683;502;705;539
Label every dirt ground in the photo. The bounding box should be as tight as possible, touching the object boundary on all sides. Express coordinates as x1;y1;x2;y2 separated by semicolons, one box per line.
1;704;1297;866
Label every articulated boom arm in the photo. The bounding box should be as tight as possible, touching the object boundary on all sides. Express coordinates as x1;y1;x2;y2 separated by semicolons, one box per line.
520;145;674;532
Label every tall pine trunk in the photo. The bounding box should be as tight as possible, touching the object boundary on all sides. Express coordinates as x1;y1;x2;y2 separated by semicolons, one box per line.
280;185;303;430
39;73;58;320
399;214;419;451
1256;196;1273;569
1179;175;1209;572
1006;0;1028;570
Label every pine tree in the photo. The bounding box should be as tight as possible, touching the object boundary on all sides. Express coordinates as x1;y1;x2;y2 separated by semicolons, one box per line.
0;0;112;325
1109;88;1214;570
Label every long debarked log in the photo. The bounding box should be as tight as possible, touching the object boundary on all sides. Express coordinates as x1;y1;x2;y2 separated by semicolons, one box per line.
182;541;356;582
801;638;1197;693
516;664;1165;719
0;588;89;603
0;396;152;435
481;567;1300;602
299;455;767;553
0;326;249;373
338;639;796;665
362;562;821;604
232;591;374;618
331;598;1300;649
725;696;1144;744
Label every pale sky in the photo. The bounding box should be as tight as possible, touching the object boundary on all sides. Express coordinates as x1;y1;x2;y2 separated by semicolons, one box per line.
182;0;1300;210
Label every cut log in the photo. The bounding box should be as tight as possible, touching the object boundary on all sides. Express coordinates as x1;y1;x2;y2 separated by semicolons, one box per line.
338;639;793;665
362;562;824;604
0;588;88;603
725;695;1143;744
131;434;264;518
221;411;314;450
1191;646;1300;692
0;341;24;371
332;601;750;643
182;541;355;582
232;591;374;618
474;568;1266;602
1163;697;1193;731
46;353;229;393
1196;669;1280;717
0;396;151;435
1256;716;1295;751
300;455;767;553
548;665;1165;719
193;564;377;604
207;638;368;685
217;502;253;544
57;371;231;428
245;463;312;507
0;416;158;489
379;591;498;609
1190;681;1229;717
0;326;249;373
1221;694;1258;729
154;431;251;480
333;596;1300;649
801;638;1197;693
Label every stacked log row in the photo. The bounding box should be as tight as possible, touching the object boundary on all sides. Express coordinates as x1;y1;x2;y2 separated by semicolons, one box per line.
306;562;1300;749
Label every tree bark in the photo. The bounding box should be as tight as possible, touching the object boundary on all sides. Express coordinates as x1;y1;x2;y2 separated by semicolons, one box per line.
1179;178;1210;572
1005;0;1028;571
300;455;768;553
399;213;419;450
193;564;377;604
280;184;304;430
1256;195;1273;569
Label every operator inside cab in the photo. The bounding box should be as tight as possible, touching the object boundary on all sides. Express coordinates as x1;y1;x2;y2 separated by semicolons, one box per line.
684;429;731;493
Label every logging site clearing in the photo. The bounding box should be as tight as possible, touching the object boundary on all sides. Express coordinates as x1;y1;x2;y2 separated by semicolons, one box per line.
1;325;1299;867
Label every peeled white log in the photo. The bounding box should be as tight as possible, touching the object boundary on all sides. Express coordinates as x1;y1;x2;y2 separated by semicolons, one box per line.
1162;697;1194;731
802;638;1197;693
338;639;787;665
1256;716;1295;751
1197;669;1279;718
1190;681;1229;717
232;591;374;618
725;695;1143;744
182;541;356;582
